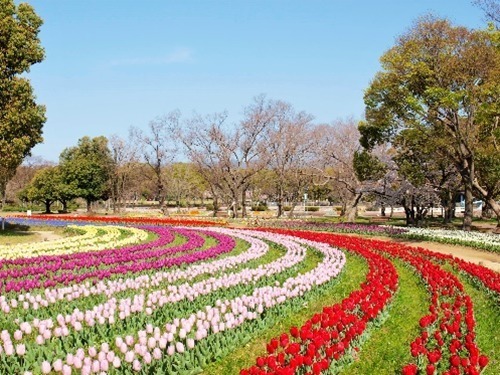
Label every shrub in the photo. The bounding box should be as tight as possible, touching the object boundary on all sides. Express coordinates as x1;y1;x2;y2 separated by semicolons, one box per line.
251;205;268;212
305;206;320;212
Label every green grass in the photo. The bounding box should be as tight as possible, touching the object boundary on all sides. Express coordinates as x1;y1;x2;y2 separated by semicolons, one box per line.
343;260;429;375
456;273;500;375
201;252;369;374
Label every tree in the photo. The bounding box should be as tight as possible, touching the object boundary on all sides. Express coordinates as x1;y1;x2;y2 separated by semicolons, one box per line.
165;163;207;209
108;134;138;213
3;156;51;207
264;100;316;218
59;136;113;212
181;96;273;218
130;111;181;214
474;0;500;27
0;0;46;209
391;126;462;224
20;166;60;213
360;16;500;229
314;119;385;222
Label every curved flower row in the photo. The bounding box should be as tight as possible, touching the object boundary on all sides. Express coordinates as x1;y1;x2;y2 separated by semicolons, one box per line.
241;229;398;375
8;214;227;227
37;230;345;375
0;226;173;271
396;227;500;253
399;245;500;297
0;225;149;260
259;220;407;236
0;227;235;295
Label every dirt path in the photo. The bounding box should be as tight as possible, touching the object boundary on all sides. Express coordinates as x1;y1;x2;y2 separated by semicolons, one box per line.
27;231;64;242
340;233;500;273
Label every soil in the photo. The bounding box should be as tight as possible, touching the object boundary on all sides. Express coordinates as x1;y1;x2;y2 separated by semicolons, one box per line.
22;231;64;242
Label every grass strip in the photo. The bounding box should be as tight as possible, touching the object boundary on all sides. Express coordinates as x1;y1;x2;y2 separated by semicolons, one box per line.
343;260;429;374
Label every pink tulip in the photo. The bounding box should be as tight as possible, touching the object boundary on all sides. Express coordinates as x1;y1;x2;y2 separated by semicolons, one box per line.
125;350;135;363
153;347;162;360
15;344;26;356
112;357;121;368
41;361;51;374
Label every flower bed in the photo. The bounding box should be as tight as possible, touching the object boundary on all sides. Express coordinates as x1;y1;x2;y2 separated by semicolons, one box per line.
0;216;496;374
0;222;348;374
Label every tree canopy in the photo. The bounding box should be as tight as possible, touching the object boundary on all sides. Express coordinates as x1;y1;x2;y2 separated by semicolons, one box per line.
359;16;500;228
59;136;113;211
0;0;46;205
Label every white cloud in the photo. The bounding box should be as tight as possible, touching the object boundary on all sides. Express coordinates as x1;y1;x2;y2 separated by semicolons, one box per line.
108;47;193;66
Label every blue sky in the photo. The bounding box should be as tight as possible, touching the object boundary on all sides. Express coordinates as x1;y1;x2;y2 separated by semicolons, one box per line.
23;0;486;161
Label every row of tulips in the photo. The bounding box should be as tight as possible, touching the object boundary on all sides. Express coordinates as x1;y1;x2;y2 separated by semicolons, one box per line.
8;214;227;227
0;227;346;374
243;230;490;375
399;227;500;253
0;225;149;260
254;217;500;253
241;229;398;375
258;220;407;236
399;244;500;297
2;229;283;348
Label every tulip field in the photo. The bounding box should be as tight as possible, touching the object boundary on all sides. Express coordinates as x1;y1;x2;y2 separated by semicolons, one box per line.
0;216;498;374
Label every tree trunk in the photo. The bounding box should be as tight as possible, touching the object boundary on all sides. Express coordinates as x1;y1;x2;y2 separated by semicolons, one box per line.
232;197;238;219
463;183;473;231
287;202;298;218
44;200;52;214
0;182;6;211
241;189;247;218
212;197;219;218
442;190;455;225
481;201;493;219
471;179;500;227
380;202;386;217
344;192;362;223
404;207;415;226
276;186;284;218
86;199;92;212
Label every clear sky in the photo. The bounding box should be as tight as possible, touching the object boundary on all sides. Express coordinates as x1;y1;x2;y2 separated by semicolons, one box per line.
23;0;486;161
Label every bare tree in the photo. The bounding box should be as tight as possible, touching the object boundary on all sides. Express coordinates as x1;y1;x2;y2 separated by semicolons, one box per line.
130;110;180;214
4;156;53;209
473;0;500;26
313;118;367;222
108;134;138;213
180;96;273;218
264;100;316;217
